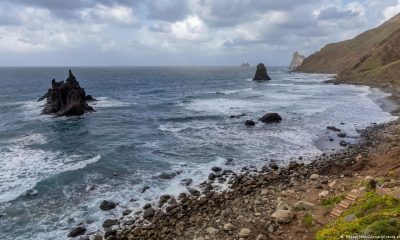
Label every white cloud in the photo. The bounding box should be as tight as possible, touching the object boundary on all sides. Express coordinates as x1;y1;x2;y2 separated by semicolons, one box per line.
80;4;136;26
383;0;400;20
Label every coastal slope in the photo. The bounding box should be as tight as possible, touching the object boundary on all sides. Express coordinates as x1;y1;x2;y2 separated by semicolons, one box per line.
297;13;400;87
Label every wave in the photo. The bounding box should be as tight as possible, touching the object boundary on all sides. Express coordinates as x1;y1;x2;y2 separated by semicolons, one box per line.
0;133;101;203
90;97;133;108
160;115;222;123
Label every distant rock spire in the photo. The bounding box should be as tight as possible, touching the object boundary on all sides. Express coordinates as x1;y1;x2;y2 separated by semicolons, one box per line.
289;51;305;70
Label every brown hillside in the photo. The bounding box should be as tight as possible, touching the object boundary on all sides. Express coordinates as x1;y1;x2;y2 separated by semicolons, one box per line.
297;13;400;87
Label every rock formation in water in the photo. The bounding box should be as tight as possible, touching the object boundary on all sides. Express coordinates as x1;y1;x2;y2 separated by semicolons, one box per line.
253;63;271;80
288;51;305;71
297;13;400;87
259;113;282;123
240;62;250;67
39;70;95;117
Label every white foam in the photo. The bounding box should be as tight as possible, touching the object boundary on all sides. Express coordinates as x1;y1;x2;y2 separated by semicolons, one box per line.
91;97;133;108
0;134;101;203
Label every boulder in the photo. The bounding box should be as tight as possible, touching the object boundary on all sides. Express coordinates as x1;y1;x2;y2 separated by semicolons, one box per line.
253;63;271;80
158;171;177;180
318;191;330;199
211;166;222;172
102;219;120;228
239;228;252;238
100;200;116;211
206;227;218;235
39;70;94;117
259;113;282;123
223;223;235;231
67;226;86;238
271;210;294;223
276;201;292;211
143;207;156;219
309;174;319;180
294;201;314;210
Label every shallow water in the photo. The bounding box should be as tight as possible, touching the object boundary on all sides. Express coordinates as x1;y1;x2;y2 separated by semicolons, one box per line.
0;67;396;239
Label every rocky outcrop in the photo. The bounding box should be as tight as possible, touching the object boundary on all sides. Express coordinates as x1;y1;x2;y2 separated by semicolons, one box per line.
297;13;400;87
253;63;271;80
39;70;95;117
288;51;305;70
259;113;282;123
240;62;250;67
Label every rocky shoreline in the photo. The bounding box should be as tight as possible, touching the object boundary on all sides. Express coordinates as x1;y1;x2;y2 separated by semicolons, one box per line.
66;110;400;240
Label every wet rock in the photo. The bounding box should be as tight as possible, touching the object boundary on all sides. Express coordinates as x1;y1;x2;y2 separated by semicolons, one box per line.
143;207;156;219
122;209;132;216
244;120;256;127
40;70;94;117
327;126;341;132
141;186;150;193
230;113;247;118
225;158;234;165
102;219;120;228
253;63;271;80
208;173;216;180
159;194;171;205
26;189;38;197
100;200;116;211
211;166;222;172
337;132;347;138
259;113;282;124
104;229;117;239
340;140;347;146
158;171;177;180
239;228;252;238
68;226;86;238
180;178;193;186
143;203;152;210
269;162;279;170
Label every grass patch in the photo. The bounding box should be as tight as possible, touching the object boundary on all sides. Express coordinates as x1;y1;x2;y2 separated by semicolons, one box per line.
316;192;400;240
321;194;345;207
303;213;314;228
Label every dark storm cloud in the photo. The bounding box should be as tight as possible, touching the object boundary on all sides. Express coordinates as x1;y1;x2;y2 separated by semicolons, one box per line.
317;7;360;20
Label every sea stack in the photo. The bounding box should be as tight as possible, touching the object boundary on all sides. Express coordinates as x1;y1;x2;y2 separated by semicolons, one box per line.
39;69;95;117
288;51;305;71
253;63;271;80
240;62;250;67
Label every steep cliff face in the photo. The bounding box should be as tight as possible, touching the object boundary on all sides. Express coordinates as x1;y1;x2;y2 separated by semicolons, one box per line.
288;51;305;70
297;13;400;87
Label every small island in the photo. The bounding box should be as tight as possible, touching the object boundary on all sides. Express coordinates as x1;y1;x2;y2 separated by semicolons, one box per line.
39;70;95;117
240;62;250;67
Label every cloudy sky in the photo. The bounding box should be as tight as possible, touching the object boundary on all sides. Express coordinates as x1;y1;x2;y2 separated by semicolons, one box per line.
0;0;399;66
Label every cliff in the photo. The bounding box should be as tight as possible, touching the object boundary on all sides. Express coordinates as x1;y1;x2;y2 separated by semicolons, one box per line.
297;13;400;87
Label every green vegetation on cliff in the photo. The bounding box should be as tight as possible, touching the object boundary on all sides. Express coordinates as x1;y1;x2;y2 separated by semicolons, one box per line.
297;13;400;87
316;192;400;239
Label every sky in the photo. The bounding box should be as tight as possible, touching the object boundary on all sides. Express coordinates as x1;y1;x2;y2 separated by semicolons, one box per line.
0;0;399;66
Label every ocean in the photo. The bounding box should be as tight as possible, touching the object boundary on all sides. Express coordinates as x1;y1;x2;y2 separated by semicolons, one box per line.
0;66;397;239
